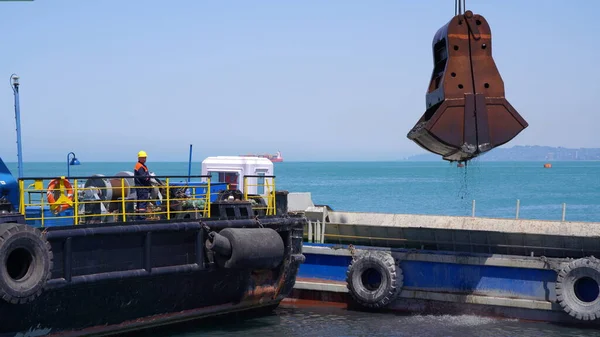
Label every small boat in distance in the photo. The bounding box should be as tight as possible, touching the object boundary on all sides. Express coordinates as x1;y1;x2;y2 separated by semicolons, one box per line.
240;151;284;163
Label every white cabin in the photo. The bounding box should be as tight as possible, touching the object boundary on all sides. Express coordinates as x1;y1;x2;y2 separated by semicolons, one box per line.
201;156;275;196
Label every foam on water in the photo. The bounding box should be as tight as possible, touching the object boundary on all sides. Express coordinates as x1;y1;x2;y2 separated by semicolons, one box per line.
408;314;510;327
140;307;600;337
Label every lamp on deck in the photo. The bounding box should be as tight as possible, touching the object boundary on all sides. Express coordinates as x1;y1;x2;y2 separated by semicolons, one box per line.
67;152;81;178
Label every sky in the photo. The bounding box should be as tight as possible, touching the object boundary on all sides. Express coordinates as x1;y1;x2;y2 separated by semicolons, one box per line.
0;0;598;162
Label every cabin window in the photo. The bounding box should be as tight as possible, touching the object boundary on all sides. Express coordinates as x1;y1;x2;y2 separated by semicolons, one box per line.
257;173;265;195
256;170;267;195
208;171;239;190
218;172;239;190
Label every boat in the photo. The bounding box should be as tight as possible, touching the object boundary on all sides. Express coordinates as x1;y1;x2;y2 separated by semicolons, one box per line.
0;78;306;337
0;154;306;337
282;192;600;327
239;151;283;163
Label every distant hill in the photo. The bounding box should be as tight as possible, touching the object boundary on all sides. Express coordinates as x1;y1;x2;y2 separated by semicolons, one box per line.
405;146;600;161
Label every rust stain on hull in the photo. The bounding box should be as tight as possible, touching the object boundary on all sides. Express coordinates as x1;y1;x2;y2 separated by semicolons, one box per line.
243;284;279;304
296;277;346;286
243;270;278;302
240;253;302;307
288;288;349;306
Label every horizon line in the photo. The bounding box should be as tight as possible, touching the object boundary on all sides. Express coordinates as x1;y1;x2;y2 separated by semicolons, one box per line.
3;159;598;164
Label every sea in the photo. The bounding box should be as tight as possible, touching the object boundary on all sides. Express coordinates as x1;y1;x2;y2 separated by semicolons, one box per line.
4;160;600;337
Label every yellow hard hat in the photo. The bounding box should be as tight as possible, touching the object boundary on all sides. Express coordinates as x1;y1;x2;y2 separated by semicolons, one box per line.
138;150;147;158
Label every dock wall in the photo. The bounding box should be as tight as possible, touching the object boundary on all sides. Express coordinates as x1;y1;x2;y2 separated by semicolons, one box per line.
287;192;600;259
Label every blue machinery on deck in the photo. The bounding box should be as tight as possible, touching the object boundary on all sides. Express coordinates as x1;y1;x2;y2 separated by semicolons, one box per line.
0;158;19;211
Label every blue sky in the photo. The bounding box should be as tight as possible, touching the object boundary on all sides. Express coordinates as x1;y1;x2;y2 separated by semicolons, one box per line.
0;0;598;162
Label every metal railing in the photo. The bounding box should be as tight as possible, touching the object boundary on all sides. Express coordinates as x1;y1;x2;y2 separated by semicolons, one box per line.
242;175;276;215
469;199;569;221
303;199;587;244
18;175;221;227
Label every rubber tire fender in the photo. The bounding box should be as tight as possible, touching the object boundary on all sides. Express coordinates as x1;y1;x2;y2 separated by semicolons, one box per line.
216;228;284;270
346;250;403;309
556;257;600;320
0;223;53;304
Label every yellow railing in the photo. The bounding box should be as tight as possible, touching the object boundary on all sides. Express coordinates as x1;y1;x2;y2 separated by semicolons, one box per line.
18;175;217;227
243;175;276;215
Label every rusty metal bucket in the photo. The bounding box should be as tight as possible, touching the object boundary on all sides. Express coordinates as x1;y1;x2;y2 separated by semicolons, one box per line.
407;10;528;162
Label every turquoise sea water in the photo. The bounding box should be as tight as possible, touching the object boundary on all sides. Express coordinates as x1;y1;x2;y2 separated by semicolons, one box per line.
5;160;600;222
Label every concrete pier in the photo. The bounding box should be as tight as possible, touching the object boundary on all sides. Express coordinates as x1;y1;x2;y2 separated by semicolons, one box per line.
287;192;600;259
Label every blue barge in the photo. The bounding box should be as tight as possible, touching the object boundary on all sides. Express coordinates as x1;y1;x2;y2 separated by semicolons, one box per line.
284;194;600;327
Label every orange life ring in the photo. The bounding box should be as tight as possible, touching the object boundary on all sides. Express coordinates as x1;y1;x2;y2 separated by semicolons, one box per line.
46;178;74;213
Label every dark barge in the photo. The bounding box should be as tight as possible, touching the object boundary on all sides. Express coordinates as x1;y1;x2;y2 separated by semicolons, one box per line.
0;158;306;336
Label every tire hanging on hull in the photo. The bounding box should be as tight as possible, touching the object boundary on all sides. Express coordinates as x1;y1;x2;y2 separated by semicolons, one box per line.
556;257;600;321
0;223;53;304
346;250;402;309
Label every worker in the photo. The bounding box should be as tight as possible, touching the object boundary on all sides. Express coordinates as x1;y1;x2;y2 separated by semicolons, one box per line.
134;150;152;216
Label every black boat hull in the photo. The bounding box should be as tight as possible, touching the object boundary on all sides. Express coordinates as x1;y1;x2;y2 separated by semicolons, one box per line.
1;270;280;337
0;216;306;336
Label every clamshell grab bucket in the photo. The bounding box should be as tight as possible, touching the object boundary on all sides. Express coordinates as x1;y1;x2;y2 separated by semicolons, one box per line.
407;10;528;162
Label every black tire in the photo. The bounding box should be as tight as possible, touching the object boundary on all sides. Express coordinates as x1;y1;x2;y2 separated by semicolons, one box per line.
556;257;600;320
0;224;53;304
346;250;402;309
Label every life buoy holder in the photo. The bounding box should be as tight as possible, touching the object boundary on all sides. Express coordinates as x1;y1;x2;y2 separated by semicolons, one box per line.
46;177;74;213
346;250;403;309
556;257;600;320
